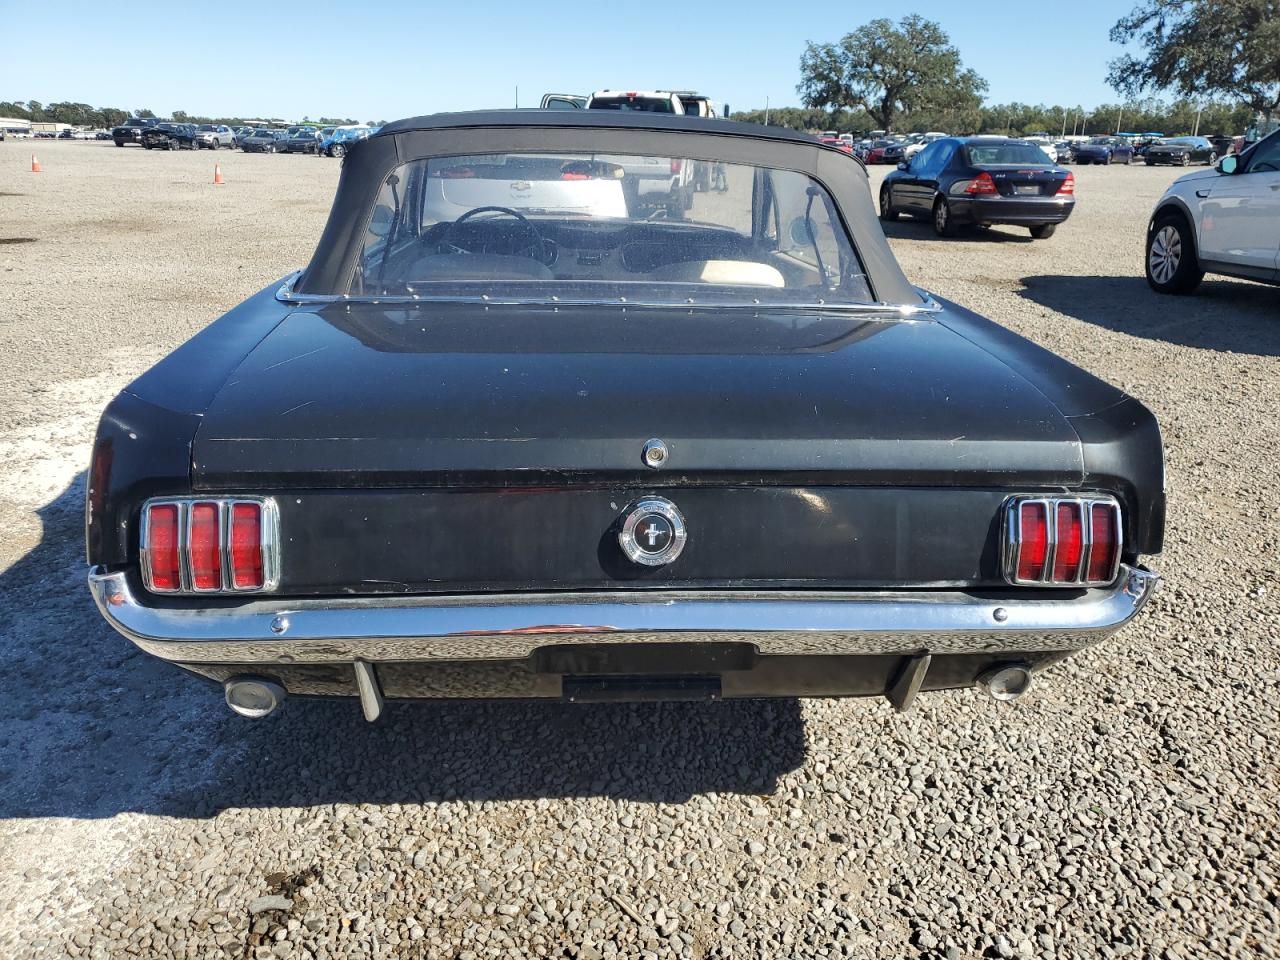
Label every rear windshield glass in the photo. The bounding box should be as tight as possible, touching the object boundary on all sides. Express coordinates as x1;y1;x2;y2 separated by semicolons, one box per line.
963;143;1054;165
589;97;676;113
351;151;872;305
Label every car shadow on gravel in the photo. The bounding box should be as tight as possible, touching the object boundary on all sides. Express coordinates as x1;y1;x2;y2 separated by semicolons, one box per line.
0;477;807;820
880;220;1036;243
1016;274;1280;356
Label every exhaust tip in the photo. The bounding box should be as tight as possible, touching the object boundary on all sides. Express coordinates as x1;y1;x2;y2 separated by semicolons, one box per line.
224;677;286;718
976;664;1033;702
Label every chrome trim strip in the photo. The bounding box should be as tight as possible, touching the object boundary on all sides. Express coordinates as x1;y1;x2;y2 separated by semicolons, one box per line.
89;564;1159;665
273;272;943;319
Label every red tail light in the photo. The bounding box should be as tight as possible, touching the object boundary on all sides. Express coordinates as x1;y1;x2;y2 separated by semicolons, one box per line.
1006;497;1122;586
670;159;683;174
560;171;591;180
188;502;223;590
144;503;181;592
1056;172;1075;195
965;171;998;195
1087;503;1119;582
1052;502;1084;581
1015;502;1048;582
230;503;264;589
140;497;276;594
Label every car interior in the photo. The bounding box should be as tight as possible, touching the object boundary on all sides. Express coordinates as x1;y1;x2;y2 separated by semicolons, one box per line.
353;153;873;304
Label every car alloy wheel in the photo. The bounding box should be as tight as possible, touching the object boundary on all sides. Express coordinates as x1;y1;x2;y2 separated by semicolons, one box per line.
332;144;345;159
1148;225;1181;285
1207;152;1217;166
1180;153;1190;166
932;197;957;237
879;185;895;221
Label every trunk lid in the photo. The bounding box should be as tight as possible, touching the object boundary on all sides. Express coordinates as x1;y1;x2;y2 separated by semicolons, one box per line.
191;302;1082;489
979;166;1068;198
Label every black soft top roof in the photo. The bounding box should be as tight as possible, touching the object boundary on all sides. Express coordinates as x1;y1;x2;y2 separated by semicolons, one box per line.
298;110;916;304
377;109;850;156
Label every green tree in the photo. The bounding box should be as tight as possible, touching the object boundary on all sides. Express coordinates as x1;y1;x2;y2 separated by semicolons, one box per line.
135;108;156;118
798;15;988;133
1109;0;1280;122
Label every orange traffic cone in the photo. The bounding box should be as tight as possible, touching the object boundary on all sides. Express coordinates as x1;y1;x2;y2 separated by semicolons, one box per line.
30;154;41;173
212;163;224;185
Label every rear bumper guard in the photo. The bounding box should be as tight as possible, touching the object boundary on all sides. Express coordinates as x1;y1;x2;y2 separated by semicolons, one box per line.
89;564;1158;666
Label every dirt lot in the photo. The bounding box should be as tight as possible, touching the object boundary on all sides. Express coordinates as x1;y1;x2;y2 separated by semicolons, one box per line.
0;141;1277;959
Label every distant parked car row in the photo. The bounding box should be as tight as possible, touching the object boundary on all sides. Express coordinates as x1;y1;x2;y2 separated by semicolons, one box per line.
240;125;378;155
109;118;379;156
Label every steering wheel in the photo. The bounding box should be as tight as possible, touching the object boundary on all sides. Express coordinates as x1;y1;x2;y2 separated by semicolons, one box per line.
437;206;548;262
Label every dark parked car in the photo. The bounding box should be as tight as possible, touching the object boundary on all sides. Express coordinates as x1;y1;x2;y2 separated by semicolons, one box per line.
880;141;906;164
881;136;1076;238
112;117;158;146
87;111;1162;720
1144;136;1218;167
1206;134;1236;158
319;126;374;158
280;127;323;153
1072;136;1134;165
864;139;897;163
141;122;199;150
240;129;288;153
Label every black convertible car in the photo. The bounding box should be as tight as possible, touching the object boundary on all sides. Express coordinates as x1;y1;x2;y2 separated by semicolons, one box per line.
88;112;1162;721
1143;136;1218;166
881;136;1076;238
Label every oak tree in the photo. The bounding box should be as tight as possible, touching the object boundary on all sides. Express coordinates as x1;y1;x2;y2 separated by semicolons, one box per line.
798;16;988;133
1109;0;1280;122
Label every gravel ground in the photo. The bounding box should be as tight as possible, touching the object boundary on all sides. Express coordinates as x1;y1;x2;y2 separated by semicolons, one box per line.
0;141;1276;960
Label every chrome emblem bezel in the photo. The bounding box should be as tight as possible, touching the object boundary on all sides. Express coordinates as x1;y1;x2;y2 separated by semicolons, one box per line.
618;497;687;567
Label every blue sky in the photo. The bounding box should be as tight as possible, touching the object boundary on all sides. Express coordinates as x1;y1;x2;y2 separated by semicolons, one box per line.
3;0;1137;120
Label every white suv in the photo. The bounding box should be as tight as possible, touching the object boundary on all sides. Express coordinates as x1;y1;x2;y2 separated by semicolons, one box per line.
1145;129;1280;294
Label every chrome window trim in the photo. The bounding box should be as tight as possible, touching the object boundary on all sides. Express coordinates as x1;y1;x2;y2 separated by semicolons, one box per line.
273;272;943;319
140;496;279;596
1003;495;1122;588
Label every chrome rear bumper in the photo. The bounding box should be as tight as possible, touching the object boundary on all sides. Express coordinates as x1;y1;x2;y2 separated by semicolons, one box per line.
89;565;1158;666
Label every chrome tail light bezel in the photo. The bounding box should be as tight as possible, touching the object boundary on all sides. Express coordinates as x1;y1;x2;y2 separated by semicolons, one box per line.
140;497;280;595
1003;495;1123;588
